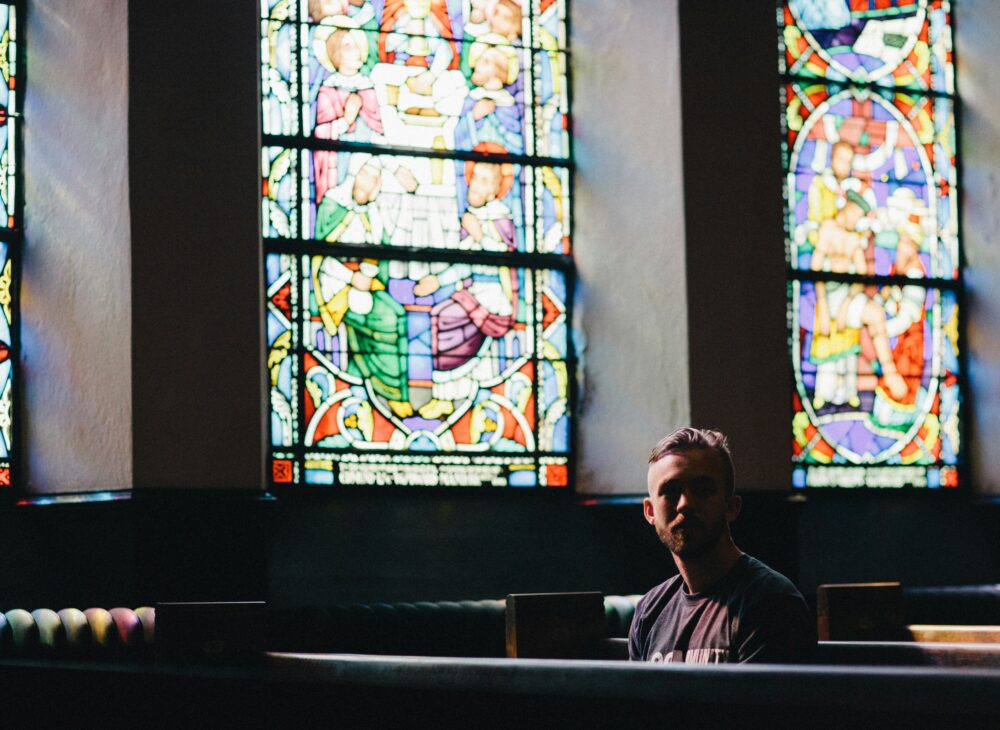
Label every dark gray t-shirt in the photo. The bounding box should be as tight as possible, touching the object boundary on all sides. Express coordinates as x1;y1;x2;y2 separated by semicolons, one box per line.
628;554;815;663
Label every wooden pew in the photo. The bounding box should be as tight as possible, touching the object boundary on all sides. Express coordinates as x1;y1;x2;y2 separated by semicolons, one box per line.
816;640;1000;668
817;582;905;641
818;582;1000;644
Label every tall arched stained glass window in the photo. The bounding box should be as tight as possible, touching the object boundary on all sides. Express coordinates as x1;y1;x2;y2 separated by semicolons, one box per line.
261;0;572;488
0;2;20;489
779;1;962;489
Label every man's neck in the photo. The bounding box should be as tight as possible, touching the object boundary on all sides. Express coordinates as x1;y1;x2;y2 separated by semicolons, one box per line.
673;539;744;595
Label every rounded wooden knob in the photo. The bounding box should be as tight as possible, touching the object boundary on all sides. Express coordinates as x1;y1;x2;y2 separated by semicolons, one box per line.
31;609;64;654
135;606;156;647
58;608;92;652
83;608;118;654
5;609;38;653
109;608;143;652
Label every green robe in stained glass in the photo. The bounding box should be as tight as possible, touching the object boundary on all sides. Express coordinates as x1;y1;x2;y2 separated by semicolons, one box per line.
314;258;408;405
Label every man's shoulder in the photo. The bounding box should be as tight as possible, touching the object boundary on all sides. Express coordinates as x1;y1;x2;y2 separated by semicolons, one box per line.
635;573;685;617
728;555;809;622
729;555;816;661
630;573;685;655
737;555;805;599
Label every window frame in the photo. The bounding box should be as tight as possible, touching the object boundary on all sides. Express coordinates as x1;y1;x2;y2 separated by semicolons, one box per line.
778;0;967;492
260;0;577;492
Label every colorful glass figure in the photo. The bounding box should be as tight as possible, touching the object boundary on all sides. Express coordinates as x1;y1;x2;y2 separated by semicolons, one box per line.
262;0;572;488
780;1;960;490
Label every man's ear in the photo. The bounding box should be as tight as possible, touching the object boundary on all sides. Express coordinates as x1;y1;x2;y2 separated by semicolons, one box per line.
643;497;655;526
726;494;742;523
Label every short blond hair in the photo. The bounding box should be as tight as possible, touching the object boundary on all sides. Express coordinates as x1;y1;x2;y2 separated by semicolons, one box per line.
648;427;735;496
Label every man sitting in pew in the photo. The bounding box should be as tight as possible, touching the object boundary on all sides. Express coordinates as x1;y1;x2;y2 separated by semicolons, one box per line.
630;427;815;663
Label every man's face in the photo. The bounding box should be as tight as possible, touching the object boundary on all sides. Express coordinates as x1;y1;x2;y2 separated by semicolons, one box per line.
330;33;364;76
467;162;502;207
837;200;865;231
471;48;509;90
831;143;854;181
644;448;740;560
491;0;522;39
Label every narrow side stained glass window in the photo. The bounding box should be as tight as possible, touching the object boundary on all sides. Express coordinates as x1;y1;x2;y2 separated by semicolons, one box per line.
779;1;962;490
0;2;21;488
262;0;573;489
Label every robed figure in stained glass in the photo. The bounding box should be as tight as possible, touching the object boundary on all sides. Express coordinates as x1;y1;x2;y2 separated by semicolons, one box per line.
797;129;935;444
262;0;574;487
315;153;391;243
463;0;523;42
312;255;412;418
809;177;908;408
312;17;383;204
414;146;519;418
869;194;936;452
378;0;460;74
455;37;523;154
375;0;467;141
456;0;525;152
785;60;960;482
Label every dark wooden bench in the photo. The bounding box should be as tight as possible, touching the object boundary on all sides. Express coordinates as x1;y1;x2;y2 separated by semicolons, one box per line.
819;582;1000;644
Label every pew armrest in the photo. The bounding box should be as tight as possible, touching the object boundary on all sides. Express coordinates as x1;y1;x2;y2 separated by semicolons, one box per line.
596;637;629;660
817;582;904;641
906;625;1000;643
505;592;606;659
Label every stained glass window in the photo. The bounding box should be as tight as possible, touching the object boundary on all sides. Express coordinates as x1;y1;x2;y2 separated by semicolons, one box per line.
779;1;961;489
262;0;572;488
0;2;20;489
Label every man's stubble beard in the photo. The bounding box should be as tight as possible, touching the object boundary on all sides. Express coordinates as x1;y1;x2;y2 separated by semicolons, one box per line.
657;515;729;560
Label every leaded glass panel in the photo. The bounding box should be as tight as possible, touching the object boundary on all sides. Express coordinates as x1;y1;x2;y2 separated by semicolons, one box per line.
779;0;961;490
0;2;20;489
791;281;960;485
262;0;570;160
780;0;954;94
262;0;573;489
784;83;958;280
266;251;571;487
263;147;570;254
